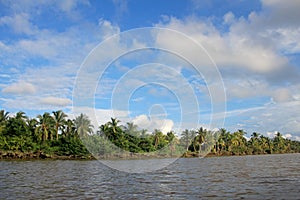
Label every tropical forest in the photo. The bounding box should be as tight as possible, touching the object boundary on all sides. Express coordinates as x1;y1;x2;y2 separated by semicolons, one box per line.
0;109;300;159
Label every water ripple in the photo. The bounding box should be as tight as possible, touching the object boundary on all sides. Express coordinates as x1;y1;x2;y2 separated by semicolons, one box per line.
0;154;299;199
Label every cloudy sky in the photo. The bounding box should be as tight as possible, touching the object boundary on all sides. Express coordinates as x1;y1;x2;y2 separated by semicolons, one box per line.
0;0;299;140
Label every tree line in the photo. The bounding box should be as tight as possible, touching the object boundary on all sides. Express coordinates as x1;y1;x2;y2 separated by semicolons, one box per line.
0;109;300;159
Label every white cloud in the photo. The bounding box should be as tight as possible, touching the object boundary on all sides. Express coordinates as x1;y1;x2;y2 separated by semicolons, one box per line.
272;88;294;103
282;133;292;139
98;18;120;40
58;0;82;12
226;101;300;136
1;0;300;140
223;12;235;25
0;13;36;35
2;81;36;95
261;0;300;27
71;107;129;133
266;131;277;138
155;16;289;74
132;114;174;134
224;78;269;99
40;97;72;106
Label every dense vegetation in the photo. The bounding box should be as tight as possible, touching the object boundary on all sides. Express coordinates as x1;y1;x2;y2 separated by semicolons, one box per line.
0;109;300;159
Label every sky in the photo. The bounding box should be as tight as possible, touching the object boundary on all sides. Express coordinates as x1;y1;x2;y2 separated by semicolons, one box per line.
0;0;300;140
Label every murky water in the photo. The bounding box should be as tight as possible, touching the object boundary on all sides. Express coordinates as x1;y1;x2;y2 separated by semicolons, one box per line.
0;154;299;199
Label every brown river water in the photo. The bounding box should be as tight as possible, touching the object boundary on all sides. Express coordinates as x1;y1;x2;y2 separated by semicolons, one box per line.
0;153;299;199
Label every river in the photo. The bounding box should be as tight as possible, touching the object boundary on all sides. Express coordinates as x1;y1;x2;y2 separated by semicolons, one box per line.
0;153;299;199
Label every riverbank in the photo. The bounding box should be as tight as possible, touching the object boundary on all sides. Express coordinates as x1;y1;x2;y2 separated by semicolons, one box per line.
0;151;95;160
1;150;298;161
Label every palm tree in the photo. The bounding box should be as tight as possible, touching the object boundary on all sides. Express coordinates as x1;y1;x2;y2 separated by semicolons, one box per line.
196;127;207;154
229;129;247;155
0;109;9;124
108;118;121;134
0;110;9;133
27;118;38;140
190;130;197;152
100;123;109;133
153;129;166;149
64;119;75;136
181;129;191;151
15;111;28;121
273;132;285;153
52;110;67;140
259;135;270;154
166;131;177;156
74;113;94;137
36;112;55;141
140;129;147;138
249;132;261;154
125;122;138;136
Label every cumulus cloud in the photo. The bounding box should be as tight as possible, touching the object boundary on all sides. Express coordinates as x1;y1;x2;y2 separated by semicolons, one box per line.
2;81;36;95
272;88;294;103
154;1;300;109
223;12;235;25
132;114;174;134
0;13;36;35
155;16;289;75
98;18;120;40
225;101;300;136
1;0;300;139
71;107;129;133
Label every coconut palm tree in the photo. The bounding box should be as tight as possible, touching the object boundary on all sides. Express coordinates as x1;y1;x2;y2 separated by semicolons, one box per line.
64;119;75;137
27;118;38;140
273;132;285;153
15;111;28;121
36;112;55;141
249;132;262;154
196;127;207;154
229;129;247;155
125;122;138;136
74;113;94;137
181;129;191;151
0;110;9;134
108;118;121;134
0;109;9;124
52;110;67;140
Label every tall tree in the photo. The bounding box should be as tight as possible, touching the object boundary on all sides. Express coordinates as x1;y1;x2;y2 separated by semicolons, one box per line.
36;112;55;141
125;122;138;136
152;129;168;150
64;119;75;137
249;132;262;154
196;127;207;154
273;132;285;153
15;111;28;121
108;118;121;134
181;129;191;151
229;129;247;155
74;114;94;137
0;110;9;134
52;110;67;140
0;110;9;124
27;118;38;141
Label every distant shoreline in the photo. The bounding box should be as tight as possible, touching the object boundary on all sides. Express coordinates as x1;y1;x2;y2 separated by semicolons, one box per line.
1;150;299;161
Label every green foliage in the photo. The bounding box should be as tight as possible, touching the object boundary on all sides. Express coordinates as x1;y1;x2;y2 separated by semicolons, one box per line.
0;109;300;159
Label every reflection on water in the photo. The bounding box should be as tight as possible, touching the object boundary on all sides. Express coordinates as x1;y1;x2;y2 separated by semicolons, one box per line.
0;154;299;199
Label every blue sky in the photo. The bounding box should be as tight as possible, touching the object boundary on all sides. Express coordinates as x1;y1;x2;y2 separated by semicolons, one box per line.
1;0;300;140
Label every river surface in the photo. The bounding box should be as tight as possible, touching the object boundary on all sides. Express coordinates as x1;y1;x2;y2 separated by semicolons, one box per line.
0;154;299;199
